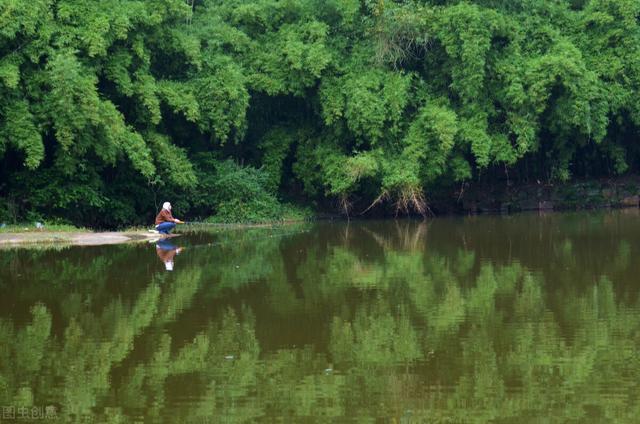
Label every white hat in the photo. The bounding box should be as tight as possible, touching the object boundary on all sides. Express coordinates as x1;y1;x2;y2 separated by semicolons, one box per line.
163;202;171;210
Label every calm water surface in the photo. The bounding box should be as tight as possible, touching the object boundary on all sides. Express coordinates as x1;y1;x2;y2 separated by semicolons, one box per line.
1;211;640;422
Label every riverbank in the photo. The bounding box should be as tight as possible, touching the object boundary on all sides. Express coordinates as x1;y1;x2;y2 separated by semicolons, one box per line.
4;176;640;247
431;177;640;214
0;220;312;247
0;231;180;248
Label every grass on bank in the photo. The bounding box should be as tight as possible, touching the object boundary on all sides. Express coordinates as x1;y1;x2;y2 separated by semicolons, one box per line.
2;196;315;235
123;207;314;233
0;223;88;233
204;201;314;224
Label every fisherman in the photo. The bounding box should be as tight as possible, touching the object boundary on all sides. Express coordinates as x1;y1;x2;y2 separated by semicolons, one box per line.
153;202;184;234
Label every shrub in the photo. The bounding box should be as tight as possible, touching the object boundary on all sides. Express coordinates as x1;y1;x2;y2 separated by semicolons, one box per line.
195;159;310;223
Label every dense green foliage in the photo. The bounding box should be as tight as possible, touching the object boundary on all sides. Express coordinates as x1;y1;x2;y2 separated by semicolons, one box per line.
2;0;640;225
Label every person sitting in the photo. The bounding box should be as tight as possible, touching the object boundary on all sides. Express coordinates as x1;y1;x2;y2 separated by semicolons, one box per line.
154;202;184;234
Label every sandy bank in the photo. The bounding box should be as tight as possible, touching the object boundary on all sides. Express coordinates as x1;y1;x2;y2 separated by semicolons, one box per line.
0;231;179;247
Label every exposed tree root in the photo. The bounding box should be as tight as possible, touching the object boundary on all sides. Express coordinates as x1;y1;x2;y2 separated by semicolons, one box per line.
339;194;353;218
360;187;432;218
360;190;391;215
394;187;430;217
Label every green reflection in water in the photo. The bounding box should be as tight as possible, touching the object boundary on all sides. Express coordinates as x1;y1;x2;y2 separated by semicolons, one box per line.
1;212;640;422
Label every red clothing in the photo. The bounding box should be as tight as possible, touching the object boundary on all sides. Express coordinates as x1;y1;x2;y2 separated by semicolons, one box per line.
155;209;176;225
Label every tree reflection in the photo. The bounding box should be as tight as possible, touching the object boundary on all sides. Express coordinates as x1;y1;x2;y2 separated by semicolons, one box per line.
1;216;640;421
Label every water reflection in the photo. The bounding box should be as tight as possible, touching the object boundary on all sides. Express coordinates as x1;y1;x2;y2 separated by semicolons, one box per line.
155;239;184;271
0;213;639;422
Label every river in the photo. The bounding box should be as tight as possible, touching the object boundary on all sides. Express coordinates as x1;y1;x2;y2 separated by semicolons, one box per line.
1;211;639;422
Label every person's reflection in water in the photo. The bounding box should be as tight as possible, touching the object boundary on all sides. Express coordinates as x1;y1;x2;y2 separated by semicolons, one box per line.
155;239;184;271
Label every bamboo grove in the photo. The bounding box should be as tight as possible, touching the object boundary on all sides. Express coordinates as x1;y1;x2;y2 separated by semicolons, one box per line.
1;0;639;226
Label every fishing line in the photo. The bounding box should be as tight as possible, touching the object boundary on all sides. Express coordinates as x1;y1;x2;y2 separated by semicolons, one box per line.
157;227;311;250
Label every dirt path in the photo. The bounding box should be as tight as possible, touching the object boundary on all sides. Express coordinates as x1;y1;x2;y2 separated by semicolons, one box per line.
0;231;180;247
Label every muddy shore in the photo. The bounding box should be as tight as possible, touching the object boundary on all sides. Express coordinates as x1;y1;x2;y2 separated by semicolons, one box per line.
0;231;179;247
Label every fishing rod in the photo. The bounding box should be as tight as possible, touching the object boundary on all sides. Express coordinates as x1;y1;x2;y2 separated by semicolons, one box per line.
181;221;303;229
177;221;248;229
